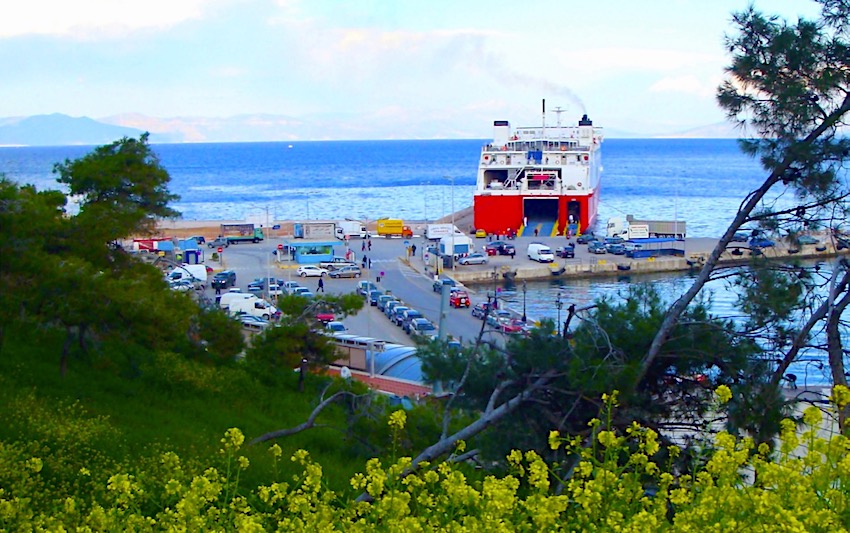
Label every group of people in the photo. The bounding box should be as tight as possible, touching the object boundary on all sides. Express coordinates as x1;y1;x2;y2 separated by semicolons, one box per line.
360;239;372;252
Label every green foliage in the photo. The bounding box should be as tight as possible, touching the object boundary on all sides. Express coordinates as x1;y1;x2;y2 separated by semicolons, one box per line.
244;322;338;379
3;390;849;530
195;308;245;362
53;133;179;241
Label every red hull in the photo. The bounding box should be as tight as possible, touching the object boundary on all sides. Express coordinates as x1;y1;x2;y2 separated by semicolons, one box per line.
473;190;598;236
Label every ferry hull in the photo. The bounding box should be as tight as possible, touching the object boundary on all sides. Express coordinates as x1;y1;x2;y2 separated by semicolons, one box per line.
474;191;598;236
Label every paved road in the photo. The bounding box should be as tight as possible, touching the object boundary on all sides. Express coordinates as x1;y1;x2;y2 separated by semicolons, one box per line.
201;235;510;347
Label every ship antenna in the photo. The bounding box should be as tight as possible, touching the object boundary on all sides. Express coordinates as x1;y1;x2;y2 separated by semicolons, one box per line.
542;98;546;136
553;106;564;138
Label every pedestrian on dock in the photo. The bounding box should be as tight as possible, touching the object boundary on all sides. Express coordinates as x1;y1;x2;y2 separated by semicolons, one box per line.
411;244;417;256
362;255;368;268
317;277;324;292
534;227;539;237
361;241;366;251
368;240;372;251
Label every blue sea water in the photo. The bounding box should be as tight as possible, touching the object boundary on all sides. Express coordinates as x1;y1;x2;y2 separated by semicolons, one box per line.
0;138;831;385
0;138;776;237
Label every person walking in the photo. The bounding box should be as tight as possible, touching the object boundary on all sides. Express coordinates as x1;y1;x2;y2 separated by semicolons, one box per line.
411;244;417;256
368;240;372;251
361;241;366;251
362;255;368;268
317;277;324;293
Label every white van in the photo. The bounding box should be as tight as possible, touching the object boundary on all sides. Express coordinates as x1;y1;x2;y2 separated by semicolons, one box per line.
229;298;278;320
167;264;208;289
219;292;258;311
527;242;555;263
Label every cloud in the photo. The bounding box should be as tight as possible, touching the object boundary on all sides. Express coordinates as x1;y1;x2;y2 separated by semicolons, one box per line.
0;0;214;39
649;74;721;97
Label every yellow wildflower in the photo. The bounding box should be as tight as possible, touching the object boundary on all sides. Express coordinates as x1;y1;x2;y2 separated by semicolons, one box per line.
269;443;283;459
549;430;561;450
714;385;733;404
388;410;407;430
830;384;850;409
238;456;250;470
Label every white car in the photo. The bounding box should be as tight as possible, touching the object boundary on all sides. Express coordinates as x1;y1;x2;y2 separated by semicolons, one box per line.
297;265;329;278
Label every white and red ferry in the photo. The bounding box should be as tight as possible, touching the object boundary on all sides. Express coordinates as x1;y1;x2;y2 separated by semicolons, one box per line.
473;102;603;237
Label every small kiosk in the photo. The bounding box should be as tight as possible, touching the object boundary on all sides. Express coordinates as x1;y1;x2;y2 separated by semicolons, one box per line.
282;239;339;264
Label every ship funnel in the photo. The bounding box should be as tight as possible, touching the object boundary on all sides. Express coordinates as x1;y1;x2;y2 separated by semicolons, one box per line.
493;120;510;146
578;114;592;126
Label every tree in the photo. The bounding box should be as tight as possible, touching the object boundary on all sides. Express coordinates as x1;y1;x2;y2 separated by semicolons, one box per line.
639;0;850;429
53;133;179;259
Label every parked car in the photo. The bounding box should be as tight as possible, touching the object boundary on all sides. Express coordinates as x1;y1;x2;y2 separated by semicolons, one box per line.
749;237;775;248
433;278;456;292
408;318;437;338
486;310;513;328
606;243;627;255
392;306;410;326
401;309;424;332
484;241;509;254
291;287;314;298
471;302;496;319
170;279;194;292
368;290;382;306
604;236;625;245
211;270;237;289
475;229;487;238
267;283;283;296
315;312;335;324
450;289;471;308
328;265;362;278
731;231;750;242
588;241;608;254
282;281;300;294
577;233;597;244
555;245;575;258
297;265;328;277
357;280;377;296
500;244;516;256
239;315;270;331
796;235;820;245
376;295;395;311
208;237;229;249
458;253;488;265
325;321;347;333
385;301;404;318
499;318;526;334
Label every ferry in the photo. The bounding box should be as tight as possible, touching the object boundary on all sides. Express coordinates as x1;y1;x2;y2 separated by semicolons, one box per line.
473;102;603;238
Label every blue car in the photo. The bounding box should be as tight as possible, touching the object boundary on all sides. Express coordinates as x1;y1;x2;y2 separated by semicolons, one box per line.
749;237;775;248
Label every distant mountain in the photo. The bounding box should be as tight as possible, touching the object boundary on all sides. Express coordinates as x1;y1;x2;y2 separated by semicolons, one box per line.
0;114;146;146
0;112;743;146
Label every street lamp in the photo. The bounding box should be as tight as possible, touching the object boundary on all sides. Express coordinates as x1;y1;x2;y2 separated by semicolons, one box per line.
521;280;527;322
445;175;456;271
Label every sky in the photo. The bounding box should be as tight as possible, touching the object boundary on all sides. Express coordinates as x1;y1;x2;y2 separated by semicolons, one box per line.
0;0;823;138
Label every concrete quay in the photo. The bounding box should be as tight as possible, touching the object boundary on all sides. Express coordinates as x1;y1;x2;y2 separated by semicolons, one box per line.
407;236;847;286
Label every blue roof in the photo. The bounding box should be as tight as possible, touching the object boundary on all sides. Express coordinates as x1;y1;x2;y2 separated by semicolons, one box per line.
628;238;684;244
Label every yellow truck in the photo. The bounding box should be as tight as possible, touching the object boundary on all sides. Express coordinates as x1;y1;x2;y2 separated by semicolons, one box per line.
376;218;413;238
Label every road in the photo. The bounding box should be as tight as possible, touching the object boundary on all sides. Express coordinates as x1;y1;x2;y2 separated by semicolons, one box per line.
203;235;512;347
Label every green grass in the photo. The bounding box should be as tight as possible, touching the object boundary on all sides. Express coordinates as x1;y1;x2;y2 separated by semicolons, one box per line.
0;324;372;492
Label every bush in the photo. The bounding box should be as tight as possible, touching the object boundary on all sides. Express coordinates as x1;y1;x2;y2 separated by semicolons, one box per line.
3;388;849;530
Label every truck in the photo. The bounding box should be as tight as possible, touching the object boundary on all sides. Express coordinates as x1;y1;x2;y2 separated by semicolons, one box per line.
376;218;413;238
335;220;368;240
607;216;686;239
220;223;264;244
425;224;464;240
294;221;337;239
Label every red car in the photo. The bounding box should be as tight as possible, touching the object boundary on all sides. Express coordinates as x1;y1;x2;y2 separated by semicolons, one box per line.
450;290;470;308
499;318;526;334
315;312;335;324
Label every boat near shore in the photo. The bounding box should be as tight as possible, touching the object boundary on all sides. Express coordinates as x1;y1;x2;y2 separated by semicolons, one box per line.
473;100;603;238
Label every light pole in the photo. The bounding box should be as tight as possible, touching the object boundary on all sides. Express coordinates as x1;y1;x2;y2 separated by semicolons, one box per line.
521;280;527;322
445;175;456;271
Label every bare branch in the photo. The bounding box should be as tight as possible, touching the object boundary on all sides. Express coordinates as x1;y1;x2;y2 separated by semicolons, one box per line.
250;390;367;445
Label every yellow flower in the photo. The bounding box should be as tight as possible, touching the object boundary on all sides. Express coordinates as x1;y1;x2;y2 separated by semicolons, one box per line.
549;430;561;450
455;439;466;453
388;410;407;430
715;385;732;404
238;456;250;470
802;406;823;428
269;443;283;459
830;384;850;409
26;457;43;473
220;428;245;453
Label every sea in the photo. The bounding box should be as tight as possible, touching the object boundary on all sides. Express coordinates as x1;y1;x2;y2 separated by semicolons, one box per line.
0;139;834;385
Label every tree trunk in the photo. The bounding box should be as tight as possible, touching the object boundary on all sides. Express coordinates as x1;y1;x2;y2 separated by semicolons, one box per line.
826;288;850;431
61;327;72;377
